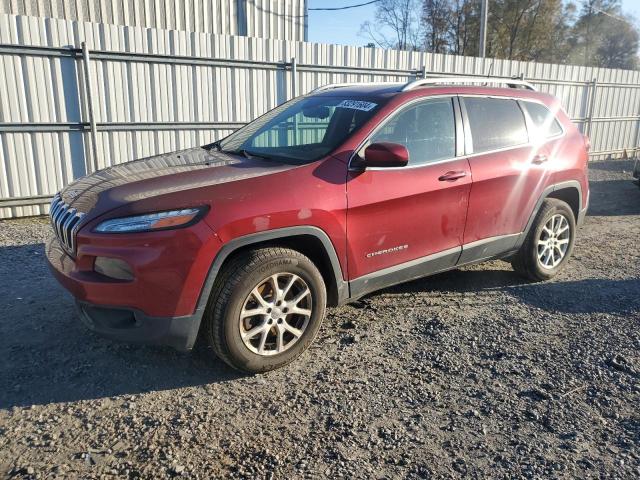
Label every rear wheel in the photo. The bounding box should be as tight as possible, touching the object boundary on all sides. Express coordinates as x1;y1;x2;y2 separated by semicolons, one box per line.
511;198;576;281
203;247;327;373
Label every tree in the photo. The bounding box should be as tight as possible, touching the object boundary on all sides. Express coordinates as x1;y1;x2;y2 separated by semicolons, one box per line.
423;0;451;53
446;0;481;56
419;0;571;60
569;0;639;69
359;0;424;50
483;0;571;61
360;0;640;70
596;21;639;69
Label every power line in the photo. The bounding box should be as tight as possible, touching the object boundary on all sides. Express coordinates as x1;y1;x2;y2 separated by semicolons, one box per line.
308;0;381;12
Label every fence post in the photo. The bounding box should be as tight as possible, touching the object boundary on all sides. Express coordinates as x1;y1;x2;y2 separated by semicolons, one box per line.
290;56;297;98
81;42;99;173
634;100;640;160
421;65;427;79
290;56;299;144
585;78;598;138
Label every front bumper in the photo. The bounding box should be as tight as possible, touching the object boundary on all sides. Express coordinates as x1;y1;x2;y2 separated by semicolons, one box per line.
46;221;222;350
76;301;200;351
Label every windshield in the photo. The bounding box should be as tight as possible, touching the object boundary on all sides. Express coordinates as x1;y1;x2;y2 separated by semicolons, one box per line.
218;95;385;163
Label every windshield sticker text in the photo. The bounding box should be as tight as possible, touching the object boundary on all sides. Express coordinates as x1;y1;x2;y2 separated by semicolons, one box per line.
336;100;378;112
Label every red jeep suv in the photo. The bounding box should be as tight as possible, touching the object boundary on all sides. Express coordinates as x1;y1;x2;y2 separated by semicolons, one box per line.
47;77;590;373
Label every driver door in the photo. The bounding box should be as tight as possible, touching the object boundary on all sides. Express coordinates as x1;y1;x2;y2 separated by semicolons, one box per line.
346;96;471;295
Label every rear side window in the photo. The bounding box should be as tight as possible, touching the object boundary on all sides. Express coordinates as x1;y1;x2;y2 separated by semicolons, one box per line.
523;101;563;138
368;98;456;166
464;98;528;153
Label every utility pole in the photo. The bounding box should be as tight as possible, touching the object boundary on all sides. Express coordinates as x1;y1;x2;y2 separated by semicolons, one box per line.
585;1;592;65
479;0;488;58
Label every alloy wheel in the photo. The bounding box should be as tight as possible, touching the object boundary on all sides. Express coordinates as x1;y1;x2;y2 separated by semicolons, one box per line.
537;213;570;269
239;273;312;356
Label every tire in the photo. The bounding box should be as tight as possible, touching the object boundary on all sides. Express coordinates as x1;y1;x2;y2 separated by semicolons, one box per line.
203;247;327;373
511;198;576;281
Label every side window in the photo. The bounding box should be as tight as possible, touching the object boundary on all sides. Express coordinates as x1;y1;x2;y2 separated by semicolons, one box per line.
369;98;456;166
464;98;528;153
523;101;563;138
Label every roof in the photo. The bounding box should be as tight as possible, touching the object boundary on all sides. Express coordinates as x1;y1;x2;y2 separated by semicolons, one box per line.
311;83;406;96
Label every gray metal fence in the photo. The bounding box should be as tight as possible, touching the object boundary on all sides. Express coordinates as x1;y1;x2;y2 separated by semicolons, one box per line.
0;0;307;41
1;13;639;218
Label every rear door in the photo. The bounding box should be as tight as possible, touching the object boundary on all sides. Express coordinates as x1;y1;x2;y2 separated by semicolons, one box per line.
346;96;471;290
460;96;552;260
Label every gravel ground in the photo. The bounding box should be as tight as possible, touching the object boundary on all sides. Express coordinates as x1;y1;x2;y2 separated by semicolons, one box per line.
1;159;639;479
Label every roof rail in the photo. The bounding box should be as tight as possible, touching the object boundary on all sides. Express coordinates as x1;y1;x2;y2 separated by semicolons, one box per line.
311;82;400;93
310;76;536;94
401;76;536;91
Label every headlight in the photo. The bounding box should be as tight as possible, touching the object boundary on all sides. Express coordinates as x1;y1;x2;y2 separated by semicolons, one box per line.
95;208;205;233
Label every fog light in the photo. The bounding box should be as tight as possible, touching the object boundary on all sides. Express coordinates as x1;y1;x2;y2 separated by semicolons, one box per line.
94;257;134;281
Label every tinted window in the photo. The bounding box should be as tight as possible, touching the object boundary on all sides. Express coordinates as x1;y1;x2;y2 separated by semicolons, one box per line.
369;98;456;165
464;98;528;153
524;101;563;138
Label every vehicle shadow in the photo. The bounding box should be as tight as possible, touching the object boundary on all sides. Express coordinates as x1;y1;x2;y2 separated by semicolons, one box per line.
0;243;244;410
372;267;640;315
586;158;640;216
2;240;637;409
588;179;640;216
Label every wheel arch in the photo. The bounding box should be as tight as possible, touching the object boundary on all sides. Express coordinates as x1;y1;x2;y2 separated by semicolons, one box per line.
197;227;348;314
546;186;580;222
515;181;582;250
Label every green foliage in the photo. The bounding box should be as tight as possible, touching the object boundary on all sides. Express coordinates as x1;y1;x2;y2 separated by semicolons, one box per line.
360;0;640;69
568;0;639;69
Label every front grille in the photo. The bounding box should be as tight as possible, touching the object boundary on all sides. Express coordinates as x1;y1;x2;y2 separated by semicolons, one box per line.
50;194;85;255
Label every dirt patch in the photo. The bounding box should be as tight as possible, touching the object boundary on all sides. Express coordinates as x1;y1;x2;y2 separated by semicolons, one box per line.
1;160;639;478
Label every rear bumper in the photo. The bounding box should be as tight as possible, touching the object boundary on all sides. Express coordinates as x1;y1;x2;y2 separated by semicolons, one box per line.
76;301;200;351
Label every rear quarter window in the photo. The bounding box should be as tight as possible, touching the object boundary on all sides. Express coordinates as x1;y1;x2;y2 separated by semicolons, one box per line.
523;101;564;138
464;97;528;153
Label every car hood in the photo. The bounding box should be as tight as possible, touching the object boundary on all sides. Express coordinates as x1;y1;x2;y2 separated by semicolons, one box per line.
60;147;296;217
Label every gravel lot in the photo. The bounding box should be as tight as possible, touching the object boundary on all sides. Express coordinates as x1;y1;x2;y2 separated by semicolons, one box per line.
1;159;639;479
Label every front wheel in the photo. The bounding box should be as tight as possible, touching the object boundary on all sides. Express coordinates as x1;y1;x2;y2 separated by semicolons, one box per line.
203;247;327;373
511;198;576;281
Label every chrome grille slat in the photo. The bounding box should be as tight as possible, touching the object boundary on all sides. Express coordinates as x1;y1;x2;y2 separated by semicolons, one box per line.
61;209;73;245
49;194;84;255
50;200;62;220
50;199;64;226
57;209;71;244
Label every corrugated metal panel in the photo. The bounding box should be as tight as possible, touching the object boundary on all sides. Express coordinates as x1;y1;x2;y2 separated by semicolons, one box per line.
245;0;305;42
0;12;639;218
0;1;307;40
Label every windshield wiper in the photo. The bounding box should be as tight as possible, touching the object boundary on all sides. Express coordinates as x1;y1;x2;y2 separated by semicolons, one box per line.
222;149;272;161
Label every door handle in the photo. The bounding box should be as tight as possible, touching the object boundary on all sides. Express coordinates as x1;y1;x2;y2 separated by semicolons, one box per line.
532;154;548;164
438;170;467;181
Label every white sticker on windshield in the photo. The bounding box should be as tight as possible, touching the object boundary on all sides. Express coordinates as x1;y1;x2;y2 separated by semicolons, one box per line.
336;100;378;112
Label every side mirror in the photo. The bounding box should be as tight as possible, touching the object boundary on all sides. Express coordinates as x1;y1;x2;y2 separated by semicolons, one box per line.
363;142;409;168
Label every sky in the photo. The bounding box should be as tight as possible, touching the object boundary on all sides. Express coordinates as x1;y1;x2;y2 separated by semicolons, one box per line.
307;0;640;48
